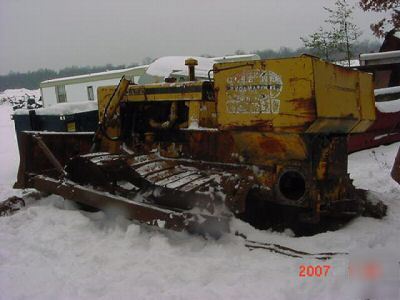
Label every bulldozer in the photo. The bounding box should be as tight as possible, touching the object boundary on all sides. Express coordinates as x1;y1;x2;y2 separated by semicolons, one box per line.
14;55;380;235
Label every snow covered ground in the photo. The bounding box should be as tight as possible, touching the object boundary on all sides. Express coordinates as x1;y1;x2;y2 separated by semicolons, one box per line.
0;101;399;299
0;105;21;201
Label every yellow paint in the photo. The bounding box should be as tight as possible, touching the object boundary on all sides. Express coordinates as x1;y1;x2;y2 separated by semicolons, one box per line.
67;122;76;132
97;78;130;153
350;71;376;133
214;57;315;130
189;101;200;127
126;81;207;102
307;59;375;133
213;55;375;133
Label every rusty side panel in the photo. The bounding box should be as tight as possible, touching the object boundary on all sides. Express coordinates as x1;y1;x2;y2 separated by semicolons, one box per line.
157;130;351;210
308;59;375;133
214;56;374;134
159;131;308;164
214;57;317;131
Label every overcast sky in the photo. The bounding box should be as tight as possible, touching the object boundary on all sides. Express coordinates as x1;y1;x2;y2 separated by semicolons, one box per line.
0;0;388;75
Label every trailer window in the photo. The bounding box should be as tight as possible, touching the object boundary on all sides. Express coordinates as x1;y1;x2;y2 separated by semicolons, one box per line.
87;86;94;101
55;85;67;103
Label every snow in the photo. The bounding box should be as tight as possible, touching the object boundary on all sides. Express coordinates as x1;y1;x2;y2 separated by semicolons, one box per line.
360;50;400;61
1;91;400;299
213;54;260;62
376;99;400;113
146;56;215;79
13;101;98;115
335;59;360;67
0;88;40;101
374;86;400;96
146;54;260;80
0;105;22;201
374;87;400;113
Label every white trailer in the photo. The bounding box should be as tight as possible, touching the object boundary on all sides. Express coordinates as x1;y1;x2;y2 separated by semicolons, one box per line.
39;54;260;108
40;65;148;107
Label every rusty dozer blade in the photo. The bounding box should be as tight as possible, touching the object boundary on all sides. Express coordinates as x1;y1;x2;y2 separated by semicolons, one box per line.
16;133;252;236
65;153;251;213
30;175;230;236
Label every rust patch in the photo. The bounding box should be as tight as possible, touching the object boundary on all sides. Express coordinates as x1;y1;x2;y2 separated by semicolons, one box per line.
258;136;287;154
287;98;316;113
220;120;274;131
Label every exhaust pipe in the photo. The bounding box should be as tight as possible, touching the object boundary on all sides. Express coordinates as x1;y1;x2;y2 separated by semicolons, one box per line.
185;58;198;81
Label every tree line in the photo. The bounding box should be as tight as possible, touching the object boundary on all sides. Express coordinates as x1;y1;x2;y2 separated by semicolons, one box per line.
0;64;137;91
0;0;395;91
0;40;380;91
254;39;380;61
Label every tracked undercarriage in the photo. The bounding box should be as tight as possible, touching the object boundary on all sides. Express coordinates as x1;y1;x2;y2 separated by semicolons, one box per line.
13;56;385;235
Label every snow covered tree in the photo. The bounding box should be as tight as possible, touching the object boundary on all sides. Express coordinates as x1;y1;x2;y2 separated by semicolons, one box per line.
300;27;340;61
326;0;362;66
359;0;400;37
301;0;361;66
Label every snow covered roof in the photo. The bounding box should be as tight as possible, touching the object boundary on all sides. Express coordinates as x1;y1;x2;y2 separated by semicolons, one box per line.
376;99;400;113
40;65;148;88
39;55;261;88
334;59;360;67
213;54;260;63
145;54;260;80
375;86;400;97
374;87;400;113
360;50;400;61
360;50;400;66
145;56;214;79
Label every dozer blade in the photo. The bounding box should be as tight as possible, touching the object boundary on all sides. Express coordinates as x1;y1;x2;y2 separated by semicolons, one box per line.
16;133;253;235
29;175;230;236
65;153;252;214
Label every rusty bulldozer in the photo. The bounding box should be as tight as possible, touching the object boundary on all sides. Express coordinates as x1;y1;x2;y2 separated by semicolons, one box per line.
14;56;384;235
